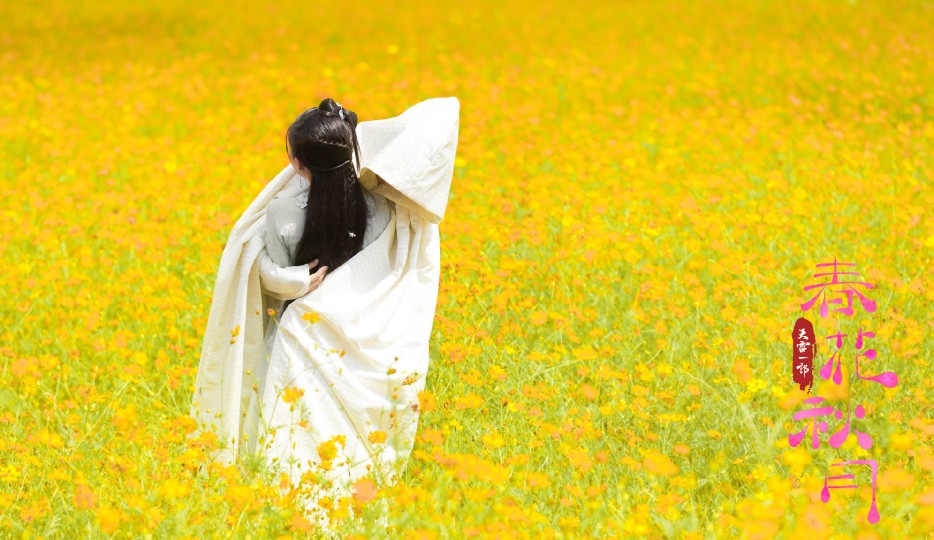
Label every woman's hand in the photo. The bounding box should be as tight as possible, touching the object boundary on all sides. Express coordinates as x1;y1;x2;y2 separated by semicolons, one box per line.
304;259;328;294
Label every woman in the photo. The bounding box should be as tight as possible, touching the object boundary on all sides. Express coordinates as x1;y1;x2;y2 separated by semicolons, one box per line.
188;96;460;522
257;98;391;357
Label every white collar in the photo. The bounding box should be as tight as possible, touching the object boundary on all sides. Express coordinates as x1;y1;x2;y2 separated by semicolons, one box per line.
278;173;370;210
291;173;308;191
270;173;309;208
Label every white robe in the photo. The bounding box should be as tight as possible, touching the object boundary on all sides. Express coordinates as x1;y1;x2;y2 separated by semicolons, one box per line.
188;97;460;512
257;180;392;360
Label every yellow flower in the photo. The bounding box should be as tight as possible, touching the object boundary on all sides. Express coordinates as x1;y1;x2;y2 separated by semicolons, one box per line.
352;478;377;503
454;392;484;409
158;478;191;499
224;484;253;509
579;383;599;401
744;378;768;393
96;506;122;534
28;427;65;449
417;390;437;412
526;471;551;489
0;465;19;483
643;450;679;477
482;430;506;449
282;386;304;404
563;445;593;473
318;434;346;462
73;483;97;510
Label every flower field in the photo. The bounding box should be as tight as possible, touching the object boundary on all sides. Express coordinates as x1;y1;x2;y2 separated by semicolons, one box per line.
0;0;931;538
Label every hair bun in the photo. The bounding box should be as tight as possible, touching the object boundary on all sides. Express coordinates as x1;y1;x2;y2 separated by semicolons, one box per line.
317;97;357;128
317;97;341;115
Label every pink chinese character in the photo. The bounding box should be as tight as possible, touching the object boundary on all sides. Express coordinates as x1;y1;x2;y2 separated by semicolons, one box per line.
821;460;880;524
800;258;877;317
788;397;834;449
788;397;874;450
817;326;898;389
827;402;873;450
819;330;848;385
853;325;899;389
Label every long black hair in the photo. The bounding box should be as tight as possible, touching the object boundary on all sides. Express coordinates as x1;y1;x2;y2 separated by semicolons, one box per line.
285;98;367;273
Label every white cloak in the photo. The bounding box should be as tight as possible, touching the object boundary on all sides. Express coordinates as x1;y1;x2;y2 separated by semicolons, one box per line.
188;97;460;503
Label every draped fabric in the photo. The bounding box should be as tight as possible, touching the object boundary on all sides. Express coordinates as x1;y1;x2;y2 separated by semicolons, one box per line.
188;97;460;515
